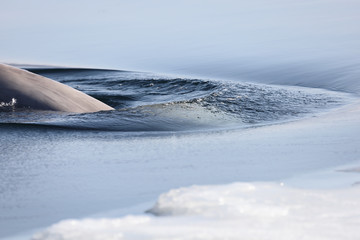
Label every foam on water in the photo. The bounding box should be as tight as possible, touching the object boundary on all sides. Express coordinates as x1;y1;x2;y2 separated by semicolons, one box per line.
32;182;360;240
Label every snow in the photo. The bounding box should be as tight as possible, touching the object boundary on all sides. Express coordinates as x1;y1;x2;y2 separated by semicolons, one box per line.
32;182;360;240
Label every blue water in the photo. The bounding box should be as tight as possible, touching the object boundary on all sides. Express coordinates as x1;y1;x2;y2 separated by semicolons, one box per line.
0;67;357;238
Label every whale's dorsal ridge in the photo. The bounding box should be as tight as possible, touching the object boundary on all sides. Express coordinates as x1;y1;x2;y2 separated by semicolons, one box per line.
0;63;114;113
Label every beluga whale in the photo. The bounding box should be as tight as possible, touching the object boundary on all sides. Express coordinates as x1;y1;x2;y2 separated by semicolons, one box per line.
0;63;114;113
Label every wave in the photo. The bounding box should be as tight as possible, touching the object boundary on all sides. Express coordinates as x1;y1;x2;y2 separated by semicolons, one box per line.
0;68;354;132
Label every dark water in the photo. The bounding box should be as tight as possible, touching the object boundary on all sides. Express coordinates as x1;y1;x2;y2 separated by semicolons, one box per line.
0;68;352;132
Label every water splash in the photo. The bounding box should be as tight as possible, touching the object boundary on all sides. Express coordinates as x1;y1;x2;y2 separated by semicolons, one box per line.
0;98;17;111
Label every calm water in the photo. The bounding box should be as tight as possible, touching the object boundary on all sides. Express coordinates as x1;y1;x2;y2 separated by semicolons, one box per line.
0;67;356;238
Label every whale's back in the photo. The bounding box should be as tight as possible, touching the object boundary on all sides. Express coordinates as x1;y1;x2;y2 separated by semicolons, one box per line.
0;64;114;113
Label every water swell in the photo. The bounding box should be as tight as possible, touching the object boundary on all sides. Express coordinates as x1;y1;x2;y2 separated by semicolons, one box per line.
0;68;353;132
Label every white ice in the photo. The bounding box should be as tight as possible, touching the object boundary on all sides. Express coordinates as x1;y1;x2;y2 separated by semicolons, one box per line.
33;181;360;240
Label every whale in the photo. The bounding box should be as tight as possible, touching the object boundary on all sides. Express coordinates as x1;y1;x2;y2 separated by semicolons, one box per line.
0;63;114;113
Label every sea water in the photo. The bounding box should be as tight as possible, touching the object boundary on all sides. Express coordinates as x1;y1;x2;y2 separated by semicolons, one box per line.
0;67;359;239
1;0;360;239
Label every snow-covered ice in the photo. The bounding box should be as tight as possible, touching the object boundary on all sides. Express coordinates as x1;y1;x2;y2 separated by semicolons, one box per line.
33;181;360;240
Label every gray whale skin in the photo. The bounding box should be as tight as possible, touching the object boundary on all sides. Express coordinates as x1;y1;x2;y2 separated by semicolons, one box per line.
0;64;114;113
